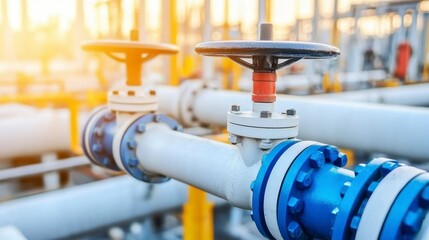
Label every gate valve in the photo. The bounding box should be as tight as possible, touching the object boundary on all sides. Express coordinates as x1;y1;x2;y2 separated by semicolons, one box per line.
196;23;339;103
82;30;178;114
81;31;182;179
195;24;340;143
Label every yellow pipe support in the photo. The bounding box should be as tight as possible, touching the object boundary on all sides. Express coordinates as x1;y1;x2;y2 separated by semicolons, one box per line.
322;72;331;93
232;62;242;91
332;73;342;92
169;0;179;86
222;59;232;89
68;99;82;155
222;0;230;89
0;93;73;104
423;18;429;81
266;0;271;23
0;92;97;155
183;186;214;240
340;148;355;169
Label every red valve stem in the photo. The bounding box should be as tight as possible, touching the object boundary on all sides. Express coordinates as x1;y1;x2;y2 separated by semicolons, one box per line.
252;72;277;103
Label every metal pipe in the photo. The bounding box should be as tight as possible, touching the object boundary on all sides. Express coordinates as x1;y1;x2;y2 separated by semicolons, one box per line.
136;124;260;209
0;176;189;240
314;83;429;106
156;83;429;161
0;105;88;159
0;156;89;182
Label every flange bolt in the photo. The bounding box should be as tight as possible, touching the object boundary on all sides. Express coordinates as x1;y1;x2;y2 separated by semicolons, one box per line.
260;111;272;118
286;108;296;116
287;221;303;239
288;197;304;214
231;105;240;112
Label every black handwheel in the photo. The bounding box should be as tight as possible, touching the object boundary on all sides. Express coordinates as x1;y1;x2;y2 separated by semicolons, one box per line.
82;30;178;86
195;40;339;72
195;23;340;102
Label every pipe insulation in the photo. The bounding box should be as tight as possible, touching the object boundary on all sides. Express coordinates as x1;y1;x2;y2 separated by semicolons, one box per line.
0;104;88;159
156;83;429;161
136;123;260;209
313;83;429;106
0;176;188;240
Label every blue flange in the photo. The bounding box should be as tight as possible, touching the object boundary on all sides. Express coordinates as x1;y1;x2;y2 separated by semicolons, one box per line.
277;144;327;239
82;106;120;171
251;140;299;239
380;172;429;240
332;158;399;240
119;113;182;183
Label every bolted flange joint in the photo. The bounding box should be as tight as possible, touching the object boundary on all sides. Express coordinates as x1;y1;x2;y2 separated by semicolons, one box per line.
82;106;120;171
118;113;182;183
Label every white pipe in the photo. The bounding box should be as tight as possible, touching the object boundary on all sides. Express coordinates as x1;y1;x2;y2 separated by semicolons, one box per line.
0;176;189;240
136;123;259;209
0;156;89;181
156;83;429;161
313;83;429;106
0;104;88;159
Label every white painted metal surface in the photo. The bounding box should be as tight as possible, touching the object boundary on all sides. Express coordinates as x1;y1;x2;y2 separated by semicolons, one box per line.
135;123;260;209
355;166;425;240
314;83;429;106
227;110;299;139
0;104;87;159
264;141;317;239
0;176;188;240
156;83;429;161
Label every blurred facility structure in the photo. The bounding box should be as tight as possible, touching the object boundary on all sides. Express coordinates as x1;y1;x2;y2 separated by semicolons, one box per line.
0;0;429;240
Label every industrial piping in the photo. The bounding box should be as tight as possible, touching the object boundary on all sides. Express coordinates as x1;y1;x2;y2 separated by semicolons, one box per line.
314;82;429;106
0;176;189;239
82;24;429;239
156;82;429;161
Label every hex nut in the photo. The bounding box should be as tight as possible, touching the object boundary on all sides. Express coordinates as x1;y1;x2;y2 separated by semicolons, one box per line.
288;197;304;214
231;105;240;112
296;171;312;189
260;111;272;118
228;134;241;144
287;221;303;238
286;108;296;116
259;139;273;150
309;151;325;168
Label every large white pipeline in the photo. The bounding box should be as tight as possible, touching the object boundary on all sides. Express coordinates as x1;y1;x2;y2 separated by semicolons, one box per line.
136;124;260;209
156;84;429;161
0;176;188;240
0;104;87;159
314;83;429;106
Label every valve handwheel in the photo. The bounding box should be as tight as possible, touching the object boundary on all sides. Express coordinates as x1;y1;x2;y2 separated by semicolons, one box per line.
82;30;178;86
82;30;178;113
195;23;340;102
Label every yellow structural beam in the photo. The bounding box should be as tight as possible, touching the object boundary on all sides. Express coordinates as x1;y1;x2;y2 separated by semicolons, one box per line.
322;72;331;92
340;148;355;169
222;0;231;89
332;73;343;92
183;186;214;240
0;92;106;155
169;0;179;86
266;0;272;23
231;63;242;91
423;18;429;81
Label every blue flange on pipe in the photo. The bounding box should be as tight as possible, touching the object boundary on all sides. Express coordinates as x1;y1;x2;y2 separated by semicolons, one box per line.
251;139;429;240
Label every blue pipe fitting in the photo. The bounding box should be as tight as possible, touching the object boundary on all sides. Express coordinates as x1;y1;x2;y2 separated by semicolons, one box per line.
251;139;429;240
82;106;120;171
380;173;429;239
276;144;352;239
119;113;182;183
251;140;299;239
